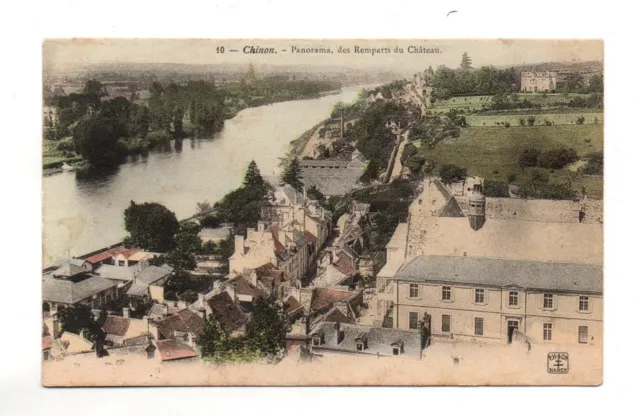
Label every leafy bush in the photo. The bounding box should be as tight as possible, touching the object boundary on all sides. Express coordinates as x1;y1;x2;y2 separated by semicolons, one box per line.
483;180;510;197
538;147;579;169
199;214;221;228
584;152;603;175
518;148;540;169
439;164;467;185
56;137;75;152
527;116;536;126
576;116;585;125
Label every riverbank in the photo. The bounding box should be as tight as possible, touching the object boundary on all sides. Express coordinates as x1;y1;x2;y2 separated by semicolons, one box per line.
43;85;369;267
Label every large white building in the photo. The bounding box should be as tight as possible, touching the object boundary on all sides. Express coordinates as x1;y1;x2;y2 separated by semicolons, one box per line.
376;178;603;346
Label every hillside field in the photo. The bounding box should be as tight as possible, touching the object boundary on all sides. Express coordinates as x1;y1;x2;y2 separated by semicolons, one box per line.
466;112;603;127
420;124;604;199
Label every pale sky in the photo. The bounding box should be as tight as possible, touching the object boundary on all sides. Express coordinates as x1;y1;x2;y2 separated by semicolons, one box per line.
43;39;603;74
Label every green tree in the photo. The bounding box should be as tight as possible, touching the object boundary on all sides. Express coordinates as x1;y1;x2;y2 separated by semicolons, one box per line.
280;158;304;191
588;74;604;93
199;316;228;358
306;185;325;201
518;148;540;169
245;297;290;357
72;115;124;167
214;234;235;269
124;201;179;252
460;52;473;71
243;160;265;187
439;164;467;185
58;304;96;335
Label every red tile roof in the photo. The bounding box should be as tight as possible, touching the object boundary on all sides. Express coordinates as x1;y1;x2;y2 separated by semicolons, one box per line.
310;288;356;312
284;296;304;316
333;252;357;277
153;309;205;340
304;231;317;243
119;248;140;260
270;225;286;256
102;316;131;337
156;339;198;361
42;335;53;351
84;246;131;264
207;291;248;333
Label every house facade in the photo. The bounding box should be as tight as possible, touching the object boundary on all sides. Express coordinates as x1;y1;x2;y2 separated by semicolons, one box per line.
376;178;603;346
389;256;602;346
520;71;558;92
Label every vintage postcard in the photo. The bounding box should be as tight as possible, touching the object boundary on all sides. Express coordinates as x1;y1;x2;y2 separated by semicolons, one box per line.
41;39;603;386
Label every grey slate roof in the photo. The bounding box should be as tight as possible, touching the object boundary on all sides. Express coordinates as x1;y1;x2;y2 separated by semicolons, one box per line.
310;322;422;359
135;265;173;285
43;276;118;304
126;283;149;297
396;255;603;294
52;263;88;278
95;264;136;281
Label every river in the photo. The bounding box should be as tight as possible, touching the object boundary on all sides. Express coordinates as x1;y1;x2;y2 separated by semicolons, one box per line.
43;84;371;267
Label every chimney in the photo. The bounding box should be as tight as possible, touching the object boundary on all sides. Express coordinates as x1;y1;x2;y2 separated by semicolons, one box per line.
52;317;60;339
278;230;287;247
334;321;343;345
198;292;205;306
225;284;237;302
302;186;307;201
250;270;258;287
234;235;245;257
122;307;130;319
257;221;266;232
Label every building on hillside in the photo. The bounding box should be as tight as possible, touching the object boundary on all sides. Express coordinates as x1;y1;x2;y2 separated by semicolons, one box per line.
261;184;332;262
376;178;602;346
156;339;198;363
102;312;151;347
309;321;423;359
520;71;557;92
229;222;309;287
206;291;249;335
150;308;205;349
81;246;159;271
42;263;120;316
299;150;367;196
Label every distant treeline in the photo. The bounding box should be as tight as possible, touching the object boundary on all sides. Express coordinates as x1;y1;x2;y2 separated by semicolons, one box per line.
44;74;342;169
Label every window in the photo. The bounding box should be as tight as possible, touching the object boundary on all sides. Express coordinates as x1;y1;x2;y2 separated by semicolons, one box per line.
409;312;419;329
474;318;484;336
508;291;519;307
409;284;419;299
43;351;50;361
442;286;451;301
578;326;588;344
543;323;553;341
579;296;589;312
312;337;320;346
392;347;399;356
475;288;485;304
442;315;451;333
543;293;554;309
118;260;125;267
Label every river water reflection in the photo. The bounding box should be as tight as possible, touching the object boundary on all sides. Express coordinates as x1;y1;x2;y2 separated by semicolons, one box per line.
43;85;371;266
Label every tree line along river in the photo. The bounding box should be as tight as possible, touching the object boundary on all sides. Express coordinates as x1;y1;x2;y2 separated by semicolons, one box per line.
43;84;372;267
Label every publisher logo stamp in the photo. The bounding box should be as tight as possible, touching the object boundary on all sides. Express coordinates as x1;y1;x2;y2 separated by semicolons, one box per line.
547;352;569;374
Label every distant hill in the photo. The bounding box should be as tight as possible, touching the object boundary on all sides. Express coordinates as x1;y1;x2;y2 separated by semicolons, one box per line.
501;60;603;74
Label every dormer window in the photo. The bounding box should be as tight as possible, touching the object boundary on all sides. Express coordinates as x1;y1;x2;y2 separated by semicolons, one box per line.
355;335;368;351
312;333;324;346
391;341;404;355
